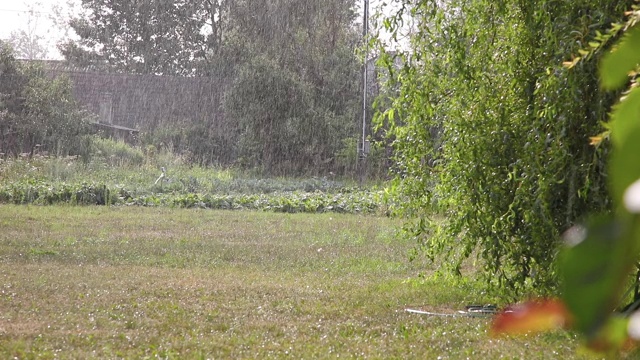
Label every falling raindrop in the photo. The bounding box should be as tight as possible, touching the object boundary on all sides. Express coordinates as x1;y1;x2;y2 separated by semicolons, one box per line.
0;0;396;179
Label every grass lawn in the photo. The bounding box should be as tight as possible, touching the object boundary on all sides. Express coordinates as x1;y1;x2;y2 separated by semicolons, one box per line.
0;205;618;359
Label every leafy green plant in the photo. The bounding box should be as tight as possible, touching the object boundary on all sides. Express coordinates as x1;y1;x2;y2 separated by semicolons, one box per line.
0;178;385;215
375;0;627;296
493;6;640;355
0;42;93;157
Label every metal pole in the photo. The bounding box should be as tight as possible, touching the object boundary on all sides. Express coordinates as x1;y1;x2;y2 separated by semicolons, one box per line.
358;0;369;183
361;0;369;155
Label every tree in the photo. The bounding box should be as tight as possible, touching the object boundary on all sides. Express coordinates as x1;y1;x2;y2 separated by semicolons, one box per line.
376;0;632;295
493;6;640;354
220;0;362;175
224;55;316;173
0;42;28;155
0;41;91;157
7;30;49;61
61;0;364;175
60;0;210;75
4;3;53;60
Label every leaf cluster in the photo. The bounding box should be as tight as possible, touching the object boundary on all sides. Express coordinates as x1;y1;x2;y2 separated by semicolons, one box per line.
0;42;93;157
375;0;631;296
493;6;640;353
0;179;384;215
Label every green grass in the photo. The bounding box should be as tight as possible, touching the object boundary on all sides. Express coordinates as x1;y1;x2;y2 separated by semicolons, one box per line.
0;205;626;359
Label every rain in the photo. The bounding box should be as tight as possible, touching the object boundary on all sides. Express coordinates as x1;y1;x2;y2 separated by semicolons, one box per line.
0;0;391;178
2;0;638;358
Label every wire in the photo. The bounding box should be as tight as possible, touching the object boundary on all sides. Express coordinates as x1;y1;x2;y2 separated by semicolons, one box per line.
0;9;54;15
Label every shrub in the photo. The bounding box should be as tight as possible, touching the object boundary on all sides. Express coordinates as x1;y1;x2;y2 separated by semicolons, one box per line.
0;41;93;157
376;0;626;296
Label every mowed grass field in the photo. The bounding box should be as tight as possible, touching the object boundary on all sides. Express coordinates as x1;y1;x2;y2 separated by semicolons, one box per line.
0;205;607;359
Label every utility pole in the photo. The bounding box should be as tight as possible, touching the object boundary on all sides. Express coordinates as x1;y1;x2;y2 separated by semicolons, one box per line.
358;0;370;183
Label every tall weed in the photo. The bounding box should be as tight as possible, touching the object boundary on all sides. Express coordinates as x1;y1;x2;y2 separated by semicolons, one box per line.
91;137;144;166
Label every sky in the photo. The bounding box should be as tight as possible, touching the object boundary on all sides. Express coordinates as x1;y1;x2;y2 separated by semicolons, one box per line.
0;0;400;60
0;0;80;59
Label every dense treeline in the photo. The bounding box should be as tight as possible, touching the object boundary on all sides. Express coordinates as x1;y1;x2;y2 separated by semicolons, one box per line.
376;0;634;295
0;41;92;157
60;0;368;176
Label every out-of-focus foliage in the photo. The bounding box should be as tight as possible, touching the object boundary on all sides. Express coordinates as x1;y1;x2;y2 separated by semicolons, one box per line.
0;41;92;157
375;0;632;295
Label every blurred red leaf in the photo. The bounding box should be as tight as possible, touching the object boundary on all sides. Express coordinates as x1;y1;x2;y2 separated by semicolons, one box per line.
491;299;571;336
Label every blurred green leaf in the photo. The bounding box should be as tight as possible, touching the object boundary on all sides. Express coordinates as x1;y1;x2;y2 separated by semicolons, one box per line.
586;315;630;352
610;86;640;146
600;25;640;90
560;216;633;336
609;101;640;207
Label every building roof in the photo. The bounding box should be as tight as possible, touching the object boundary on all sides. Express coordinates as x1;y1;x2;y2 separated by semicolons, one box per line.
92;121;139;133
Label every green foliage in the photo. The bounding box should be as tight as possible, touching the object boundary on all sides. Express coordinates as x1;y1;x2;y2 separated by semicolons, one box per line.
0;180;112;205
62;0;365;177
218;0;362;176
0;179;383;215
61;0;207;75
376;0;630;295
600;25;640;90
561;7;640;349
559;13;640;346
494;10;640;353
336;137;359;176
0;153;384;214
91;137;144;166
224;55;313;173
0;41;93;157
560;216;633;338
